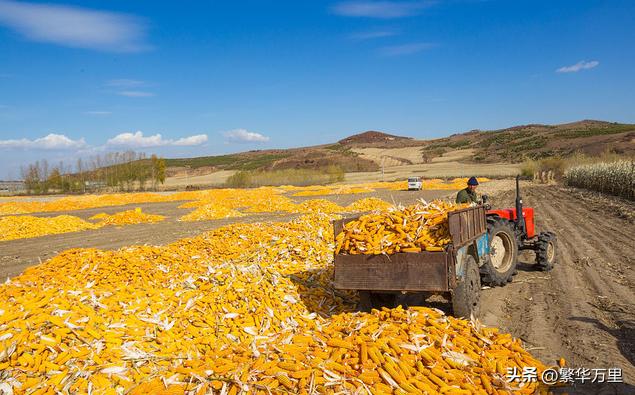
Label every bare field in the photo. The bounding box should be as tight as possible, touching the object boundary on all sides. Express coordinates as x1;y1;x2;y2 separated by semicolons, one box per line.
481;184;635;393
343;161;521;183
163;169;237;188
352;147;476;165
161;159;519;189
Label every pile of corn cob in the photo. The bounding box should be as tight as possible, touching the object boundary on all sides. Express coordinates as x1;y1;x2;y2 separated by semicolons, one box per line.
360;178;491;192
89;208;165;226
0;215;100;241
336;200;470;255
294;199;346;214
0;212;552;394
179;204;245;221
243;195;299;213
0;192;175;215
0;178;491;216
292;186;375;197
346;197;393;213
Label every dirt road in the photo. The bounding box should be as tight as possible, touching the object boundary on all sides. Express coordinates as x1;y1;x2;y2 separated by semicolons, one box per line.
480;184;635;393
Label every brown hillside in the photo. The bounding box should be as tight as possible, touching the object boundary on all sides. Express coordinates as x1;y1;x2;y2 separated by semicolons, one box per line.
338;131;412;146
164;120;634;177
420;120;635;163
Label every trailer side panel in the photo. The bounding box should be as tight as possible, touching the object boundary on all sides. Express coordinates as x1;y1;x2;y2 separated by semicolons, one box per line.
333;251;450;291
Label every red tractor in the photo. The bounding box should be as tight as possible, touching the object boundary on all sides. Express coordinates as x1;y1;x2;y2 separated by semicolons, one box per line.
332;176;557;316
480;176;557;286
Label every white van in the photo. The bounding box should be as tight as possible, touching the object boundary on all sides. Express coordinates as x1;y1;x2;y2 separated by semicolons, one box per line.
408;176;422;191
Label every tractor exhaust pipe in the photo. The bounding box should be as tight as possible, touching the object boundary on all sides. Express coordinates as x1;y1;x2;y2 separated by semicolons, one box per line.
515;175;526;238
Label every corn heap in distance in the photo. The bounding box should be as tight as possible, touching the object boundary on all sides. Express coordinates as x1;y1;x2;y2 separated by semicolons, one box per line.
335;200;471;255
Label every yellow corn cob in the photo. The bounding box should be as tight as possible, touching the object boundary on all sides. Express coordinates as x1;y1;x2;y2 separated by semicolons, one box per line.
335;200;471;255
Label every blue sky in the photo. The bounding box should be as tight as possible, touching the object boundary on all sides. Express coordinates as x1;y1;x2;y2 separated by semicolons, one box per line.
1;0;634;178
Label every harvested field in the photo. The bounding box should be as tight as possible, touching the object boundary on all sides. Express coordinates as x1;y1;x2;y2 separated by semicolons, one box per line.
1;180;633;393
1;186;550;394
480;183;635;394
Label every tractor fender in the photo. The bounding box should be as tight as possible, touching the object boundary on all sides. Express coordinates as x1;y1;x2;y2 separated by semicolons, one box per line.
454;246;468;283
455;234;488;282
475;233;489;265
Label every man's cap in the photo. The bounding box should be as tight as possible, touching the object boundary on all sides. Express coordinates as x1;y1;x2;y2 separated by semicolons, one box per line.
467;177;479;186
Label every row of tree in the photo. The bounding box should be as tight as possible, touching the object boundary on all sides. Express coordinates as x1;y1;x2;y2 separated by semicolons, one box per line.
20;151;166;194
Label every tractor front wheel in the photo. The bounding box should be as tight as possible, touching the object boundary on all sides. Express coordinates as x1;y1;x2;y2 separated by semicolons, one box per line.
535;232;557;271
481;218;519;286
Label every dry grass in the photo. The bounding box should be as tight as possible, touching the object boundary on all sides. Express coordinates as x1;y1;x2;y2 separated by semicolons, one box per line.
520;151;634;179
225;166;345;188
163;170;237;188
564;160;634;200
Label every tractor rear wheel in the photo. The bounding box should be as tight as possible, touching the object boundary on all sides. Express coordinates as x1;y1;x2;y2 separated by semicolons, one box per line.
535;232;557;271
452;255;481;318
481;218;518;286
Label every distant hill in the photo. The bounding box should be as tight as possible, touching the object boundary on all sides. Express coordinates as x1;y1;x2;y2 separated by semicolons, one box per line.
338;130;413;146
164;120;635;176
165;145;379;176
419;120;635;163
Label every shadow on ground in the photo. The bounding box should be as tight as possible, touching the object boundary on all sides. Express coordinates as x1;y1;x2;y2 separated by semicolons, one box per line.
287;268;357;318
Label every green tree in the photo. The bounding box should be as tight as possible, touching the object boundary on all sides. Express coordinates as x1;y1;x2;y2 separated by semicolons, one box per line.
151;155;167;189
47;168;63;191
21;164;40;194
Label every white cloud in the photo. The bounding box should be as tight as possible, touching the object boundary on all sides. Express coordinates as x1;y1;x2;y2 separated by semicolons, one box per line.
107;79;146;87
104;79;155;97
106;131;208;148
117;91;154;97
379;42;435;56
350;30;398;40
223;129;270;143
332;1;432;18
173;134;208;146
556;60;599;73
85;110;111;115
0;133;86;150
0;0;149;52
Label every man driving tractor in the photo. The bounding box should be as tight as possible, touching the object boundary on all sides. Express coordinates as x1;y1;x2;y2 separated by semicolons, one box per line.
456;176;479;204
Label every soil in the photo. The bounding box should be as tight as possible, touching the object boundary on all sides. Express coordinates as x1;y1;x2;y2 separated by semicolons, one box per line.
480;184;635;393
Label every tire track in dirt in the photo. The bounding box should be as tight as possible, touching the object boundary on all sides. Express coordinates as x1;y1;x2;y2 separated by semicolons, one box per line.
481;184;635;392
540;187;632;265
528;187;634;369
536;187;633;306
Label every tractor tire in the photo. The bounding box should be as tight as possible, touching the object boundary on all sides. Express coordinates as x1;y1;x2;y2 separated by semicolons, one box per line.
481;218;519;286
535;232;557;271
452;255;481;318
